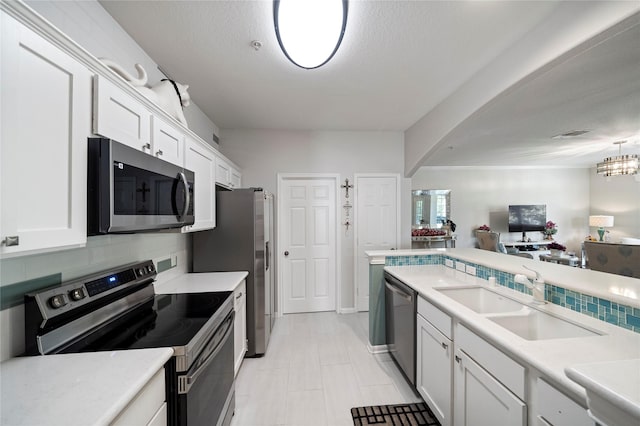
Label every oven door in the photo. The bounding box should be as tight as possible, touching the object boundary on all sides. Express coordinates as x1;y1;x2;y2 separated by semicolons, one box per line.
176;310;235;426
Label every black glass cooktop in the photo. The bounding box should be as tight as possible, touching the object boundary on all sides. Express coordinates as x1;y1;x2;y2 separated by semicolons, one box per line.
61;291;232;353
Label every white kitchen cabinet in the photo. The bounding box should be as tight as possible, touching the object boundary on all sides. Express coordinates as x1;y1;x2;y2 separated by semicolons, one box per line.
536;378;591;426
0;11;91;258
453;348;526;426
93;74;151;150
94;76;186;168
182;137;216;232
151;115;184;167
230;167;242;189
215;156;242;189
113;368;166;426
417;312;453;426
233;280;247;376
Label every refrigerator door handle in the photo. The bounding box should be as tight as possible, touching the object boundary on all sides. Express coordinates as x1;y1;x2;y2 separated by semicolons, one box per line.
265;241;270;270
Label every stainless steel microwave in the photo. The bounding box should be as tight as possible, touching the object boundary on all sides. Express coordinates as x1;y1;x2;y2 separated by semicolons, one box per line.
88;137;194;235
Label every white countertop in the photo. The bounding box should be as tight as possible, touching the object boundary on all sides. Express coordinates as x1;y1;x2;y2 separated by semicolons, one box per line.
154;271;248;294
565;359;640;425
367;248;640;308
0;348;173;426
384;264;640;407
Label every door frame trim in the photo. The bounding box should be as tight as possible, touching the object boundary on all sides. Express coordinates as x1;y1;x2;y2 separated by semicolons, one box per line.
276;173;341;315
353;173;402;312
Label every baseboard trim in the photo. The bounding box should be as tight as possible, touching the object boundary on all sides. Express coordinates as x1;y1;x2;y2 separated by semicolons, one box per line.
367;343;389;354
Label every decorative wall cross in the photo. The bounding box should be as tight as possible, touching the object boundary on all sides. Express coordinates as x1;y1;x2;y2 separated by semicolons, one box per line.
341;178;354;199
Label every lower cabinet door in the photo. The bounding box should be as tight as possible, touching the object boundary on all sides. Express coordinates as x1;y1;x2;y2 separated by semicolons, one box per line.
416;313;452;426
453;349;526;426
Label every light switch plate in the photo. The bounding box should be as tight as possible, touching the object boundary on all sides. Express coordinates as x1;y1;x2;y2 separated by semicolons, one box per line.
456;262;466;272
466;265;477;276
445;259;454;268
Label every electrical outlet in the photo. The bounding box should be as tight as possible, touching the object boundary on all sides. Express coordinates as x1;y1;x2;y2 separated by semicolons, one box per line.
445;259;454;268
456;262;466;272
466;265;477;276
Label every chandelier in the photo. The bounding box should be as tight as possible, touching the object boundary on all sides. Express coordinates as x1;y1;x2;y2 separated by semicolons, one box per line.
596;141;639;176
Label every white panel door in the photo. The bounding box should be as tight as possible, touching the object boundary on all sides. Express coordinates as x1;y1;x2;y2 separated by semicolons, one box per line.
281;178;336;313
355;175;400;311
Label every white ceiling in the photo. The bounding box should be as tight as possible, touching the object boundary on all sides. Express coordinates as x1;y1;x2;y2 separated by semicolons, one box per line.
99;0;640;169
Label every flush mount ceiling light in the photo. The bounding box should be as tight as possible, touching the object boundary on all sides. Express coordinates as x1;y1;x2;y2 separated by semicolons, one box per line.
596;141;639;176
273;0;348;69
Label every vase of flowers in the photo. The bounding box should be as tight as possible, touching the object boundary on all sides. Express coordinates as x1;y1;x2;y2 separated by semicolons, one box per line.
547;241;566;256
544;221;557;240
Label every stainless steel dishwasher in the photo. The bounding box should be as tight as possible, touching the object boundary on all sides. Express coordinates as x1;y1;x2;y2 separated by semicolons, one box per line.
384;271;417;386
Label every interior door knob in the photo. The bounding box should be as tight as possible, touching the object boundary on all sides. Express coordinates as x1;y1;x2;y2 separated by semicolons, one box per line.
284;251;289;256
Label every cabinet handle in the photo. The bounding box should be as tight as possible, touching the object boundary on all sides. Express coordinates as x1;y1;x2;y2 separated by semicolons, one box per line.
156;149;163;156
441;342;448;350
1;236;19;246
454;355;461;363
142;143;151;151
236;292;243;299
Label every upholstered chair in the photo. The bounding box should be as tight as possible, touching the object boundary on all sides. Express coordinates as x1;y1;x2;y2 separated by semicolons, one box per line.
583;241;640;278
475;231;507;254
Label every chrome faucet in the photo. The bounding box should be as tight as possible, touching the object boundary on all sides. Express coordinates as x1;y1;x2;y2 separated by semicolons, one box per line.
514;265;546;304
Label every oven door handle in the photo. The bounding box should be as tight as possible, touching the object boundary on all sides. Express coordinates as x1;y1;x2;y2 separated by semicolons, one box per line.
178;311;235;394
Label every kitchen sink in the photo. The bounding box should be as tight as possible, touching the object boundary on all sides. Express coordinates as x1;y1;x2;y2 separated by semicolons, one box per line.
436;286;525;314
487;309;602;340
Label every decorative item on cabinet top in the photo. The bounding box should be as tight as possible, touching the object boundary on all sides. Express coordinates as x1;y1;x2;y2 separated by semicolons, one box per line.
99;58;191;127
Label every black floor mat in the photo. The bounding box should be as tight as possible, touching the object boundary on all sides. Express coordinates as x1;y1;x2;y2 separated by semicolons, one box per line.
351;402;440;425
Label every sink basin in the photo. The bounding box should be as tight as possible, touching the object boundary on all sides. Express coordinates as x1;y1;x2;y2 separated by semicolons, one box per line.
436;287;524;314
488;309;601;340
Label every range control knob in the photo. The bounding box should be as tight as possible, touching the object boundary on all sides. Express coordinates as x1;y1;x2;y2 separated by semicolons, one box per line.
48;294;67;309
137;267;146;276
68;288;86;301
147;264;154;273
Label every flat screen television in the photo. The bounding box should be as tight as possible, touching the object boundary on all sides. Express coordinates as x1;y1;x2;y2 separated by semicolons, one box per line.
508;205;546;239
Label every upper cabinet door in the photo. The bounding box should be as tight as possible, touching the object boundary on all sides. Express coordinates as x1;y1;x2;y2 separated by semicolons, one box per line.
151;115;184;167
93;74;151;151
215;157;232;188
215;155;242;189
230;167;242;189
1;12;92;257
183;138;216;232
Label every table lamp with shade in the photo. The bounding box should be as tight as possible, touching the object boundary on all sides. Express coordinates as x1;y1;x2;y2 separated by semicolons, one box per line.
589;215;614;241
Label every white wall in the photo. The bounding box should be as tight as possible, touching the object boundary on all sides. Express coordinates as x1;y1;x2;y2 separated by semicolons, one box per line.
220;129;405;311
589;170;640;240
26;0;220;146
411;167;591;254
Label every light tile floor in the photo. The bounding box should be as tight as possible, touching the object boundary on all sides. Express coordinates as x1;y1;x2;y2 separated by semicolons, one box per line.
231;312;421;426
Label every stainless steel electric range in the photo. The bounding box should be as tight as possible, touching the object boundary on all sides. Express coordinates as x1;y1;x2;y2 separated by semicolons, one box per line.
24;260;235;426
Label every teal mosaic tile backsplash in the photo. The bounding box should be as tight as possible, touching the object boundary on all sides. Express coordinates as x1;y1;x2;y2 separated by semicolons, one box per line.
385;254;640;333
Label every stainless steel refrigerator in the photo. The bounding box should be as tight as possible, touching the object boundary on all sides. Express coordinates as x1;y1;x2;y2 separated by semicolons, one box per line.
192;188;275;357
